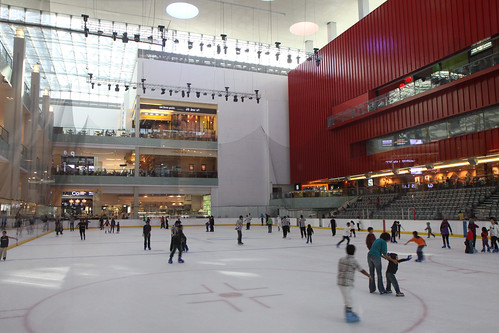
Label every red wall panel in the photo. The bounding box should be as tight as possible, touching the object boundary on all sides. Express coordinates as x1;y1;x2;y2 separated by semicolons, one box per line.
288;0;499;183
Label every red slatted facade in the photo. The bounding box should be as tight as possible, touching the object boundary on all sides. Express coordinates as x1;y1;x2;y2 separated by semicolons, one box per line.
288;0;499;183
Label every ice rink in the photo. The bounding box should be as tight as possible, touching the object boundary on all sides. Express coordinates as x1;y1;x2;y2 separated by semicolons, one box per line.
0;224;496;333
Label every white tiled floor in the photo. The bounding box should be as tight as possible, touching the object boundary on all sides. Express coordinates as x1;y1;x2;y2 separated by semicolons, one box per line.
0;225;496;333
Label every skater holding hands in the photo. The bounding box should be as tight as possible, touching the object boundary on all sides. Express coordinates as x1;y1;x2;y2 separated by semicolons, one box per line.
337;244;372;323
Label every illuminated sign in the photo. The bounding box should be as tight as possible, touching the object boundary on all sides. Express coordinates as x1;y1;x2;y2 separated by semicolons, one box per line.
62;191;94;197
395;138;408;146
382;140;393;147
367;179;374;187
410;167;424;175
470;41;492;55
410;139;424;145
140;103;217;115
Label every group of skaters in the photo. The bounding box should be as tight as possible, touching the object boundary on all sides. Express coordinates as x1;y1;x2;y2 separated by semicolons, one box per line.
99;216;120;234
141;217;188;263
242;214;314;243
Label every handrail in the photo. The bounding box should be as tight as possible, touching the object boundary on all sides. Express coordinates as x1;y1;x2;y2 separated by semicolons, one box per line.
0;124;9;143
327;51;499;127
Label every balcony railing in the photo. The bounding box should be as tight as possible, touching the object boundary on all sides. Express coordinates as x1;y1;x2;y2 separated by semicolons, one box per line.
0;39;12;81
54;127;218;142
327;51;499;127
0;124;9;143
53;168;218;178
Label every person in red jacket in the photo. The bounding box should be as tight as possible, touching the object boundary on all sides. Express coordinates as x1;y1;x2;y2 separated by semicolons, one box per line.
366;227;376;249
465;225;475;254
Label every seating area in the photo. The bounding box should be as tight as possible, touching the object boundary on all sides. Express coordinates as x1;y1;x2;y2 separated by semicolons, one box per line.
337;186;498;220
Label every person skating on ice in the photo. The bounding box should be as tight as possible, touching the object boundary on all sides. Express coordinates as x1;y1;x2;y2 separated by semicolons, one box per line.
404;231;426;262
385;253;411;297
298;215;307;238
169;222;184;264
0;230;17;261
306;224;314;244
337;222;351;248
337;244;372;323
143;220;151;250
236;215;244;245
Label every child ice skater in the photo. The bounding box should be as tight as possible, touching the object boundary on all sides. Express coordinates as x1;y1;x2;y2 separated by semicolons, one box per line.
404;231;426;262
465;225;476;253
0;230;17;261
350;221;356;238
337;222;351;248
481;227;491;253
424;222;436;238
385;253;412;297
337;244;371;323
306;224;314;244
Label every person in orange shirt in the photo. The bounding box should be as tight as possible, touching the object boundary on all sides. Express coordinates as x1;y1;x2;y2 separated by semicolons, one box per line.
404;231;426;262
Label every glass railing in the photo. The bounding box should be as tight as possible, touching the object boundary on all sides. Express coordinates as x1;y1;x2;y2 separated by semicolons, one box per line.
54;127;132;137
139;129;217;142
53;167;217;178
327;52;499;127
54;127;218;142
23;86;31;110
0;124;9;143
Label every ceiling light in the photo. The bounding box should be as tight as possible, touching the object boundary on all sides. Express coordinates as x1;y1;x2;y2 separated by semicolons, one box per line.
290;22;319;36
166;2;199;19
477;156;499;164
435;161;469;169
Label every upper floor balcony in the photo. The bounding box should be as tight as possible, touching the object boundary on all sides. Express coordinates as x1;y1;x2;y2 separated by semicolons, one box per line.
327;50;499;128
53;127;218;150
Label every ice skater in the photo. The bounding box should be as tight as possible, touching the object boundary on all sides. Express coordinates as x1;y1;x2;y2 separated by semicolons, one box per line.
236;215;244;245
366;227;376;249
349;221;356;238
390;221;398;243
0;230;18;261
298;215;307;238
77;219;86;240
481;227;491;252
329;217;336;236
143;220;151;250
306;224;314;244
440;218;453;248
404;231;426;261
337;244;371;323
424;222;436;238
169;223;184;264
116;222;120;234
282;216;290;238
465;225;476;253
367;232;395;294
337;222;351;248
385;252;411;297
489;217;498;252
245;214;252;230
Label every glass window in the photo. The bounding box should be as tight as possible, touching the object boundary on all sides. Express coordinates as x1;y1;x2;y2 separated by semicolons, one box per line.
484;107;499;130
428;122;448;141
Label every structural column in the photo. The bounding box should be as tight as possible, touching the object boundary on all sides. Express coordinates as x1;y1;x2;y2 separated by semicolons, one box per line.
133;187;139;218
40;91;51;206
7;28;26;202
27;65;41;203
327;22;337;43
358;0;369;19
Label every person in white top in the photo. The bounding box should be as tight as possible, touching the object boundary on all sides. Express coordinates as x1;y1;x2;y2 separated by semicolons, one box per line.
282;216;291;238
337;222;351;248
298;215;307;238
245;214;252;230
489;217;498;253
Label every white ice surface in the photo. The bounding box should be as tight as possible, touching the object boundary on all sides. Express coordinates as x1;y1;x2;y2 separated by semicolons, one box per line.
0;225;496;333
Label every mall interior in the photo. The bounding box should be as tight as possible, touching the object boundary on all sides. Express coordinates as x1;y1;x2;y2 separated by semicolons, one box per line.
0;0;497;226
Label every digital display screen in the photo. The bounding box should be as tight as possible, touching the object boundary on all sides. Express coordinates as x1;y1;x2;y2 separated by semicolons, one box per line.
382;140;393;147
410;139;424;145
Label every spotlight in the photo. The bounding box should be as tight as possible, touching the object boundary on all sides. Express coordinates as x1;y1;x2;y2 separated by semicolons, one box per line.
188;41;193;49
174;39;179;43
313;48;319;56
108;84;111;91
125;85;129;91
84;28;89;37
132;86;136;89
217;44;221;54
115;84;119;92
254;89;259;97
196;91;200;98
181;90;185;98
265;50;270;55
220;34;227;41
236;47;241;55
161;88;166;95
81;14;89;22
287;54;292;63
207;43;212;48
211;93;215;99
151;88;156;92
162;38;167;48
241;96;244;102
223;45;228;54
112;32;117;41
169;89;173;96
275;41;281;49
134;34;140;42
218;93;222;97
256;97;260;104
91;82;95;89
88;73;93;80
233;95;238;102
245;48;249;53
275;52;280;61
316;58;321;67
158;25;165;32
122;32;128;43
257;51;262;59
296;55;301;64
225;95;229;101
203;92;207;96
147;35;153;41
199;42;204;51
